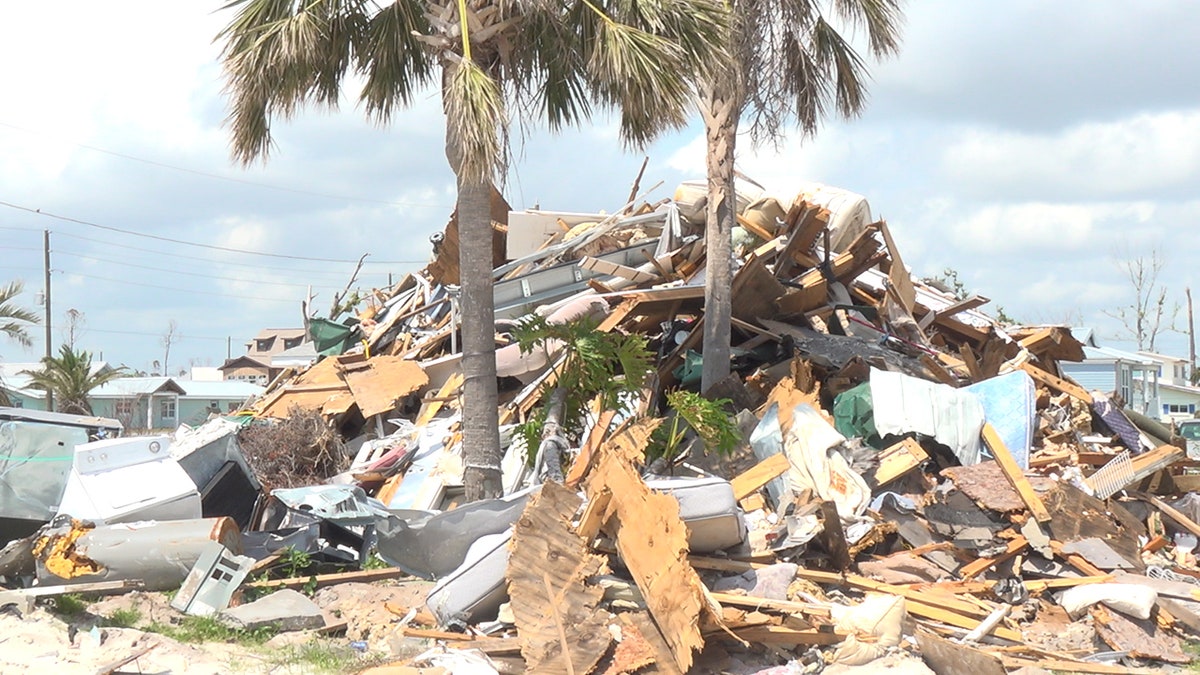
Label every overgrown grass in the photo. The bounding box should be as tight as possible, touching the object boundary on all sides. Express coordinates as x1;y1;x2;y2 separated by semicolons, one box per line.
48;593;89;619
145;616;276;645
103;607;142;628
269;641;387;673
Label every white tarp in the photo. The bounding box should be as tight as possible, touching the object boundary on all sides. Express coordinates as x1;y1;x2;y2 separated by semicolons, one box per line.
869;368;985;465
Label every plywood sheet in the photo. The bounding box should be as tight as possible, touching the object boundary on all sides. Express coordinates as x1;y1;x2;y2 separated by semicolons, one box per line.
256;356;352;418
341;355;429;419
507;481;612;674
583;418;718;672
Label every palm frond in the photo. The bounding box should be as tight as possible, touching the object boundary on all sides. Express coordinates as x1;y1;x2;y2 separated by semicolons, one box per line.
358;0;436;120
0;280;39;347
443;57;507;184
831;0;904;56
587;19;691;147
217;0;372;164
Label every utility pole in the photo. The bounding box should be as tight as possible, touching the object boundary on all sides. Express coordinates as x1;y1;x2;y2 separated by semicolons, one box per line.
226;336;232;360
43;230;54;412
1188;287;1196;384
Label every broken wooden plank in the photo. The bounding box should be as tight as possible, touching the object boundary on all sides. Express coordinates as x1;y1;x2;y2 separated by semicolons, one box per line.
1018;363;1092;403
342;356;429;419
730;453;790;501
959;537;1028;580
583;419;718;672
579;256;658;284
1129;490;1200;539
706;592;831;619
507;481;611;675
1128;445;1187;486
722;625;846;646
981;423;1052;522
246;567;409;591
873;437;929;487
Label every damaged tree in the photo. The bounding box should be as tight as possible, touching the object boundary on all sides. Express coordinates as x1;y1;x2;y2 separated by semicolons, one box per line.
699;0;905;393
217;0;728;501
1105;247;1178;352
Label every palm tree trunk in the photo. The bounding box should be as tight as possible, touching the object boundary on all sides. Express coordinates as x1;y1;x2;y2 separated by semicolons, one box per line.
700;83;739;393
455;167;504;501
441;54;504;502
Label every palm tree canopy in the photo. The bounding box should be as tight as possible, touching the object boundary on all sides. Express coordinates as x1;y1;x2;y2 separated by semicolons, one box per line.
217;0;728;182
734;0;904;143
21;345;126;415
0;280;40;348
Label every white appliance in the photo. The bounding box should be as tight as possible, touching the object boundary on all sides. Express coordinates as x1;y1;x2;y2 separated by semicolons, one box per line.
57;435;202;525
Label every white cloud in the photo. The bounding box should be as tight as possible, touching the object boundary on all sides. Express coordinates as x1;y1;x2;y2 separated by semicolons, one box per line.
950;202;1156;254
942;111;1200;199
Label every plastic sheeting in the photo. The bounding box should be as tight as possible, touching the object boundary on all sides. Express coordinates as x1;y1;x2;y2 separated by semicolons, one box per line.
869;369;985;466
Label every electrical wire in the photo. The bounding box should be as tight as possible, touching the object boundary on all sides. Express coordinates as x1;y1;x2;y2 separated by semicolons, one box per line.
0;199;430;264
53;250;356;291
50;231;403;278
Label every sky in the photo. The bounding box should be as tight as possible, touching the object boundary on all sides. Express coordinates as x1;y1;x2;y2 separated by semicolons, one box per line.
2;1;1199;375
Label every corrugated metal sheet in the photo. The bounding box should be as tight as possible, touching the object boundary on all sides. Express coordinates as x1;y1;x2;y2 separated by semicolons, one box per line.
1062;362;1115;393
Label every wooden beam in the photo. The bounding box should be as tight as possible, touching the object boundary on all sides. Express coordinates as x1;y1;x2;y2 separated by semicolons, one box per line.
246;567;409;591
1129;490;1200;538
959;537;1028;580
721;625;846;646
982;423;1052;523
707;591;831;618
872;437;929;486
730;453;790;500
1018;363;1092;403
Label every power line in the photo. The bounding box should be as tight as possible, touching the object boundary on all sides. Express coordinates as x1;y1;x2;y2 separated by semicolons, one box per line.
52;231;398;279
56;269;299;304
0;120;454;210
54;250;357;291
86;327;229;342
0;199;430;264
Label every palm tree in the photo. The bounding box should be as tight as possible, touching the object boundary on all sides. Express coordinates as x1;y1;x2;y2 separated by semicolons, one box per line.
218;0;727;500
22;345;125;415
0;280;39;348
698;1;904;392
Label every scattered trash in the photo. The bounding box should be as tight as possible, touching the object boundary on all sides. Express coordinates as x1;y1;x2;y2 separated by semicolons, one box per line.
6;177;1200;673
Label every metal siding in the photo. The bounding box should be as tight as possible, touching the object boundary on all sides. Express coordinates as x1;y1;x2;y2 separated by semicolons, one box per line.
1061;363;1116;393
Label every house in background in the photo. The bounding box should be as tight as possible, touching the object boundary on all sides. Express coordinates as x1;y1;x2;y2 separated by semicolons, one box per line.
89;377;186;430
1135;351;1200;422
174;379;264;426
220;328;307;385
1061;329;1161;418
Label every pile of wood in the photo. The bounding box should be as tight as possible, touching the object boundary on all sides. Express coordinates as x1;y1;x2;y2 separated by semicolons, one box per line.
243;179;1200;673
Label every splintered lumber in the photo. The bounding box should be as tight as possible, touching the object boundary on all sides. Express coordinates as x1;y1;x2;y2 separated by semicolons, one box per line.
981;423;1051;523
730;453;790;500
246;567;409;590
1127;445;1186;486
724;625;846;646
959;537;1028;580
689;555;1024;641
872;437;929;486
583;419;719;672
507;482;612;675
1017;363;1092;403
706;592;831;619
1129;490;1200;539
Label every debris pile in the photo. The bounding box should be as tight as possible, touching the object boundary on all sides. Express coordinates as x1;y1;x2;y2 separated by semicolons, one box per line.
3;177;1200;674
